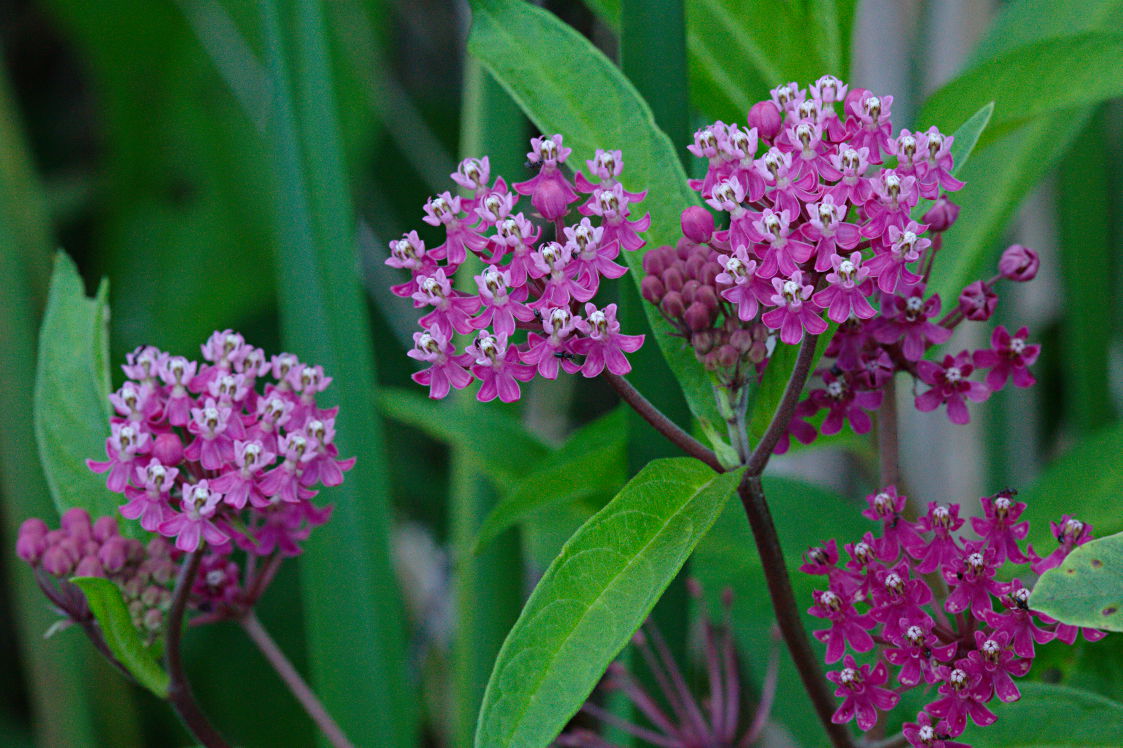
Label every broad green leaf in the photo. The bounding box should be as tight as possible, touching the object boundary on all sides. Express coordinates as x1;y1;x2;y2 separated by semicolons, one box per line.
693;476;866;746
70;576;170;697
473;408;626;554
259;1;414;744
1031;532;1123;632
959;683;1123;746
921;33;1123;147
970;0;1123;62
1019;421;1123;547
33;253;120;524
475;458;744;747
467;0;721;431
379;388;551;483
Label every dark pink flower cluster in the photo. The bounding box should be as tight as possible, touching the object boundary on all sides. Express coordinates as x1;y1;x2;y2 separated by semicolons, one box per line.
17;508;178;644
387;135;648;402
646;77;1041;434
84;331;350;586
802;487;1107;743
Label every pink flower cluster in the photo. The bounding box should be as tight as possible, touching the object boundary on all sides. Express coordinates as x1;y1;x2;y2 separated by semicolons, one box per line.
387;136;648;402
86;330;350;563
17;508;178;644
647;77;1041;432
802;487;1106;743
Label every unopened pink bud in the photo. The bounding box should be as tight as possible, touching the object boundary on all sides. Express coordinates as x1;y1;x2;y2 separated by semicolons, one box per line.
152;432;184;466
98;537;130;574
716;344;739;367
641;275;665;305
999;244;1039;282
958;280;997;321
92;516;119;543
74;555;104;578
662;267;684;292
531;180;569;221
843;87;870;118
661;292;685;319
685;301;713;332
143;608;163;631
642;245;674;276
748;100;782;140
61;507;92;540
16;531;48;565
922;196;960;232
42;546;75;577
20;517;48;538
680;206;715;243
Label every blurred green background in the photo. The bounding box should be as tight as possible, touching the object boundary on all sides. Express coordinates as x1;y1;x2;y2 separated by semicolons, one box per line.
1;0;1120;745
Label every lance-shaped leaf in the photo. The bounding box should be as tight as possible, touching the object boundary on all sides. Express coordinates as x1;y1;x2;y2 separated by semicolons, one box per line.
33;253;121;524
958;682;1123;746
70;576;169;698
467;0;721;432
475;458;744;747
1031;532;1123;633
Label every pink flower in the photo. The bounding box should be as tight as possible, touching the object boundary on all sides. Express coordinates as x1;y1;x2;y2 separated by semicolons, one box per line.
943;544;1004;618
802;195;861;271
571;303;644;377
211;440;274;510
472;266;535;337
407;326;473;400
916;351;990;425
184;397;243;470
809;589;876;663
714;249;765;321
998;244;1039;281
885;623;957;687
957;280;997;321
916;127;965;197
468;333;535;403
120;459;177;532
522;308;581;380
413;268;481;336
970;492;1029;564
865;222;928;294
972;325;1039;391
807;370;882;436
925;666;997;737
582;183;650;252
871;288;951;361
906;502;964;575
748;208;814;279
87;422;151;493
980;580;1054;658
826;656;899;731
870;564;935;641
813;252;877;323
960;630;1030;703
761;271;828;344
158;481;228;553
902;712;969;748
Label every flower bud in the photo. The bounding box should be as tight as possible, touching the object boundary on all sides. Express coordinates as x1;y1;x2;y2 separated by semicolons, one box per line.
730;328;754;353
662;267;684;292
642;245;673;276
684;255;706;282
60;507;92;541
681;279;700;306
691;330;717;354
641;275;666;305
661;292;685;319
843;87;871;118
16;529;48;565
41;546;75;577
716;344;740;368
684;302;713;332
141;585;163;607
695;285;719;312
922;196;960;232
958;280;997;321
20;517;48;538
153;432;184;466
74;555;104;578
92;516;119;543
698;262;721;287
98;536;130;574
531;179;569;221
748;100;783;140
143;608;164;631
998;244;1039;282
680;206;715;243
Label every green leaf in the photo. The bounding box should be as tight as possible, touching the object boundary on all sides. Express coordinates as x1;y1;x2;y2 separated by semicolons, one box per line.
920;33;1123;147
379;387;551;484
1019;421;1123;546
467;0;721;431
258;1;414;744
33;253;121;524
1031;532;1123;632
475;458;744;747
473;408;627;554
70;576;169;698
959;682;1123;746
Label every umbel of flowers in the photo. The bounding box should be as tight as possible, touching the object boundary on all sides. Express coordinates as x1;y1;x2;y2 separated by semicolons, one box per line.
387;136;649;402
18;330;354;628
802;488;1105;744
642;76;1040;442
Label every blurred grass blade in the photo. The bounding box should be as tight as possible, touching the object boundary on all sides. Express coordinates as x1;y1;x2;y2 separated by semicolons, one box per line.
473;407;627;554
467;0;722;433
71;576;171;697
921;33;1123;146
1058;111;1117;433
258;1;414;745
475;458;743;747
33;252;123;524
0;64;101;746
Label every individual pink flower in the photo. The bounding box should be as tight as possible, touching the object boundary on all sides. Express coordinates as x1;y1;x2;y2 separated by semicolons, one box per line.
1030;515;1093;574
754;147;819;217
916;127;965;197
467;333;535;403
862;486;923;561
970;492;1029;564
813;252;877;322
809;589;876;663
943;544;1004;618
925;666;997;737
762;271;828;344
714;249;765;321
826;146;873;205
863;170;920;236
884;622;957;687
902;712;969;748
846;93;894;161
980;580;1054;658
960;630;1030;704
871;288;952;361
87;422;151;493
571;303;644;377
826;656;899;731
158;481;228;553
748;208;814;279
472;266;535;336
258;432;317;504
865;221;928;294
869;564;935;641
906;502;964;574
184;397;244;470
407;326;473;400
958;280;997;321
120;459;177;532
157;355;198;425
450;156;491;192
565;217;627;288
522;307;581;380
413;268;481;336
807;370;882;436
972;325;1040;391
580;183;650;252
528;241;594;308
384;231;438;297
802;195;861;271
210;440;274;510
915;351;990;425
